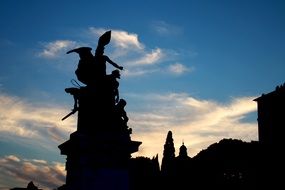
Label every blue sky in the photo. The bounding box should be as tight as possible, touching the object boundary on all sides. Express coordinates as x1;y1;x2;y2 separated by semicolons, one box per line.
0;0;285;189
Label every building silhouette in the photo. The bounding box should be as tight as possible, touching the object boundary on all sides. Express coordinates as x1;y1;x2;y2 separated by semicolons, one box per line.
254;83;285;148
253;83;285;189
129;83;285;190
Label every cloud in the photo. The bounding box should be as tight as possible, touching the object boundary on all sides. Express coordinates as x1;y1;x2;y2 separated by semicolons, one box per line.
123;60;194;78
5;155;20;162
0;91;258;187
0;89;258;161
126;93;258;160
38;40;77;58
0;155;65;190
89;27;144;51
88;28;175;75
87;28;194;74
151;20;183;36
131;48;164;65
122;68;159;77
167;63;193;75
111;30;144;50
0;93;75;151
37;27;195;77
89;27;155;63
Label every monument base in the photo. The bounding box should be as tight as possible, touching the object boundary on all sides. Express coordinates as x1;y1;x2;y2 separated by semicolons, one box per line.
65;168;130;190
58;131;141;190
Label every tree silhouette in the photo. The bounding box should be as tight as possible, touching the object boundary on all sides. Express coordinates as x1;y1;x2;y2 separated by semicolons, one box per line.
161;131;175;175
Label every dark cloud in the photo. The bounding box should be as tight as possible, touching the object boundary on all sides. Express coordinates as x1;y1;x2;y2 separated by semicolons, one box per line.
0;155;65;190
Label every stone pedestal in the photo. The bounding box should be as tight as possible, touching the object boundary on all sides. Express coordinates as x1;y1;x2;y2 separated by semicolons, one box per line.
58;86;141;190
58;132;141;189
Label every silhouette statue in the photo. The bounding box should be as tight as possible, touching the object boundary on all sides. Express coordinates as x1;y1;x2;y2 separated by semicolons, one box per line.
115;98;129;126
66;47;94;85
94;31;123;78
105;69;121;104
27;181;40;190
66;30;123;86
114;98;132;137
61;87;80;121
59;30;141;190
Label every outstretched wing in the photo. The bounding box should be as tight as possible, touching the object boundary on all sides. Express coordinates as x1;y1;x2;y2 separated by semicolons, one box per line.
66;47;92;54
98;30;111;47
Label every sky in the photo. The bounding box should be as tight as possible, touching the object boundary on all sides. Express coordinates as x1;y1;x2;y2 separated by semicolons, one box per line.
0;0;285;189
